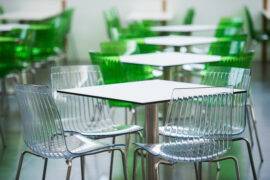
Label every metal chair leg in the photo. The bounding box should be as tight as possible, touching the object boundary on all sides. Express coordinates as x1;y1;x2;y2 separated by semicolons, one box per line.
246;106;254;147
0;124;6;149
15;151;28;180
132;148;141;180
116;148;128;180
194;162;199;180
248;104;264;162
198;162;202;180
66;160;72;180
210;156;240;180
137;132;146;180
154;159;173;180
233;138;257;180
42;158;48;180
80;156;85;180
109;137;116;180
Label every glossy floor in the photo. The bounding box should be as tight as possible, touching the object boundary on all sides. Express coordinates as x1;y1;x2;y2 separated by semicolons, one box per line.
0;62;269;180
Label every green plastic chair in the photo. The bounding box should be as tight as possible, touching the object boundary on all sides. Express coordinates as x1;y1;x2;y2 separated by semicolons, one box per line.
0;5;4;15
208;34;248;56
215;17;244;37
182;8;196;25
0;37;21;75
244;6;269;41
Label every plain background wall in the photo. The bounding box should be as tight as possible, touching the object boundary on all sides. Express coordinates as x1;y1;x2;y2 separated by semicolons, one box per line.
0;0;264;61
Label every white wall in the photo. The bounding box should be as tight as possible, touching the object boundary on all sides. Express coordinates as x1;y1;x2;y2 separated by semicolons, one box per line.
0;0;264;61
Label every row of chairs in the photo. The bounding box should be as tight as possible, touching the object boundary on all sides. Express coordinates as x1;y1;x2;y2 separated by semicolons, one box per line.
0;8;74;148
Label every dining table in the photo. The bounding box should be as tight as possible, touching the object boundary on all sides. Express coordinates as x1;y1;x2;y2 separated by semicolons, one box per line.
150;24;218;33
58;79;245;180
0;10;61;22
141;35;218;49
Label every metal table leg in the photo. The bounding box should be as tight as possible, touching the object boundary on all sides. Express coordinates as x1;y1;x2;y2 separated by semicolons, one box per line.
145;104;158;180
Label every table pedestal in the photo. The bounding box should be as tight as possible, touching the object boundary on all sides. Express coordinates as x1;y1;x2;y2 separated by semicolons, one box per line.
145;104;158;180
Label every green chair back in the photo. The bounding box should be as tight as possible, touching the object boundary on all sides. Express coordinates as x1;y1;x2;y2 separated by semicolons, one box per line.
0;5;4;15
207;51;254;69
183;8;195;25
104;8;122;39
215;17;244;37
208;34;247;56
0;37;20;77
244;6;256;39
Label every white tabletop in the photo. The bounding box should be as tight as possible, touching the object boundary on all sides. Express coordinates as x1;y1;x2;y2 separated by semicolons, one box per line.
151;24;218;33
0;24;29;32
144;35;218;47
58;80;243;105
120;52;221;67
0;11;61;21
263;10;270;19
126;12;173;22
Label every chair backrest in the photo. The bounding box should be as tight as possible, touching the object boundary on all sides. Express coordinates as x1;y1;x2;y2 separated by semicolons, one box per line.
104;8;122;39
208;51;254;68
162;87;234;161
201;66;250;135
50;65;115;133
100;40;139;55
208;35;247;56
182;8;195;25
215;17;244;37
15;84;69;158
244;6;256;38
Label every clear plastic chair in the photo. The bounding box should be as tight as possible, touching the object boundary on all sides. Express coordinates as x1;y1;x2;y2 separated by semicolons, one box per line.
15;84;127;180
133;87;238;180
198;66;257;180
50;65;143;179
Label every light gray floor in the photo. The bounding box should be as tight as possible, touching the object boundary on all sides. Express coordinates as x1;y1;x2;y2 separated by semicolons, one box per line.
0;61;269;180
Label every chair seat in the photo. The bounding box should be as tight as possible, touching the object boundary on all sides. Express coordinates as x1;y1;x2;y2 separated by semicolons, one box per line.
159;125;244;138
30;134;124;159
78;124;143;138
135;140;228;163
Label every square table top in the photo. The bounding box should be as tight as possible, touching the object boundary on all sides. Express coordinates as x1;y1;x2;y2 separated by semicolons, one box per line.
0;11;61;22
0;24;29;32
143;35;218;47
58;80;242;105
150;24;218;33
120;52;221;67
126;12;173;22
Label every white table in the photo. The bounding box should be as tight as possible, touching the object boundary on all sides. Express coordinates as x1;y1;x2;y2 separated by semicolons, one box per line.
0;24;29;32
58;79;244;180
0;11;61;22
151;24;218;33
120;52;221;67
126;12;173;22
143;35;218;47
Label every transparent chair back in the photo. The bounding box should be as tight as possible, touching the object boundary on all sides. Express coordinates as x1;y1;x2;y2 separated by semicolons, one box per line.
50;65;115;135
201;66;250;135
15;84;69;158
160;87;234;162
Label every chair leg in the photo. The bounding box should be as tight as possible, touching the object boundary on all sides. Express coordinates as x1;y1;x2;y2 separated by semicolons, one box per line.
194;162;199;180
248;104;264;162
132;148;141;180
109;137;116;180
0;124;6;149
246;106;254;147
154;160;173;180
210;156;240;180
42;158;48;180
198;162;202;180
80;156;85;180
137;132;146;180
15;151;28;180
233;138;257;180
65;160;72;180
116;148;128;180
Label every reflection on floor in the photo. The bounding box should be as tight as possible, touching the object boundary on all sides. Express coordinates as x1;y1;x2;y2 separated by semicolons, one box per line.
0;61;269;180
